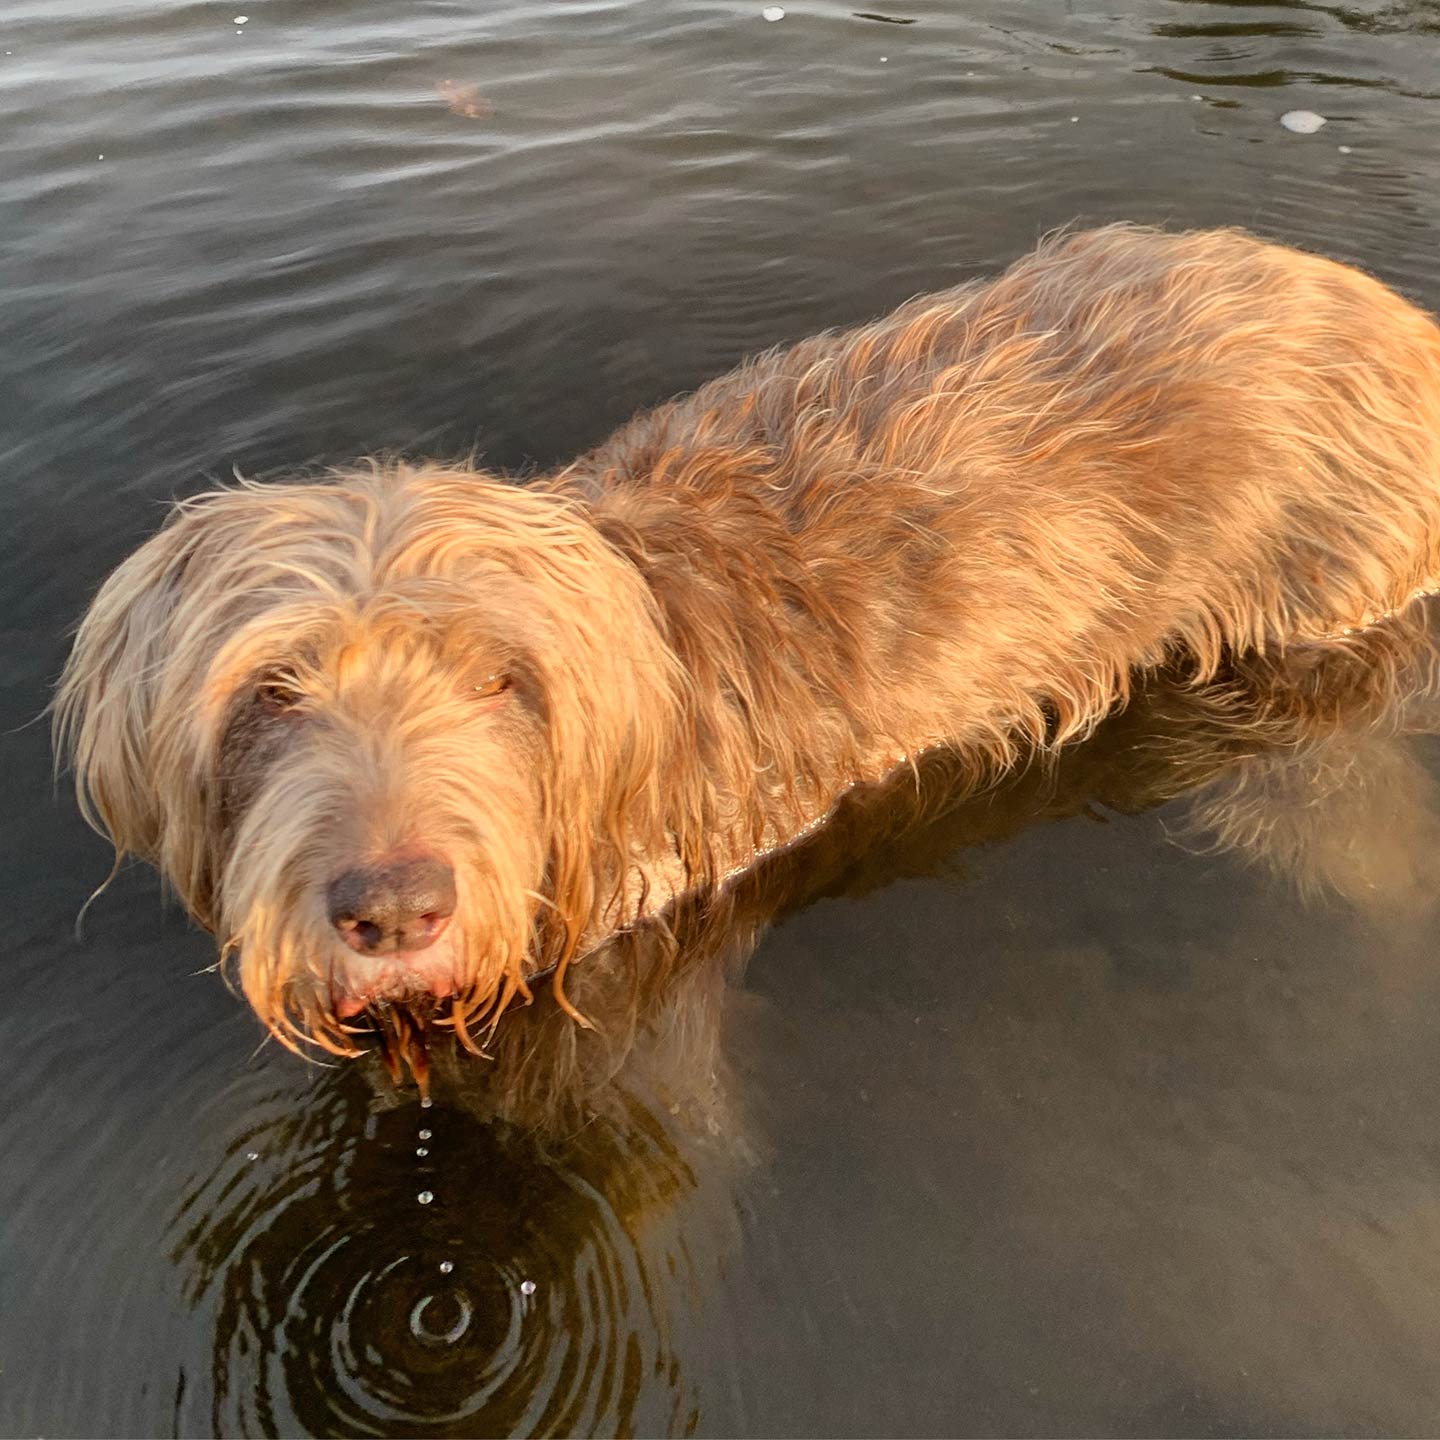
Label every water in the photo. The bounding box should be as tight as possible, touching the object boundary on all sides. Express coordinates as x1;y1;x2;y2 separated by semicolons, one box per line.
3;0;1440;1434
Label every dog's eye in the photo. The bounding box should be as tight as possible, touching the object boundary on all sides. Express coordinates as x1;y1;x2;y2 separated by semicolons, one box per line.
473;673;512;700
257;678;303;715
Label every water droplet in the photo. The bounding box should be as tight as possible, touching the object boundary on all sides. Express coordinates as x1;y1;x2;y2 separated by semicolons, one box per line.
1280;109;1326;134
439;1260;454;1274
416;1146;429;1157
520;1279;537;1296
420;1097;434;1109
1338;144;1353;154
762;5;785;18
418;1128;432;1140
418;1190;434;1205
233;13;249;21
246;1152;259;1161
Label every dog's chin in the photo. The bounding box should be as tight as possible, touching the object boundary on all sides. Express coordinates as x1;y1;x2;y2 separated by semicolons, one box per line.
331;930;463;1019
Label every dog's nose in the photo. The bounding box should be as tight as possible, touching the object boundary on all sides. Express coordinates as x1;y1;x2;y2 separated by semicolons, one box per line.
327;854;456;956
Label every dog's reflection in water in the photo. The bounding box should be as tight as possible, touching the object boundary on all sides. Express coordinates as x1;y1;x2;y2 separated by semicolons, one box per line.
173;608;1440;1436
416;599;1440;1130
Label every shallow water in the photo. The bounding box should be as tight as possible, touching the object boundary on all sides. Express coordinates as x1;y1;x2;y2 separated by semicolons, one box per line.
4;0;1440;1435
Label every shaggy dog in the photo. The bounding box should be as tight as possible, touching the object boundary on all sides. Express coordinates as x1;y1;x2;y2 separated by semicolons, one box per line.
55;225;1440;1093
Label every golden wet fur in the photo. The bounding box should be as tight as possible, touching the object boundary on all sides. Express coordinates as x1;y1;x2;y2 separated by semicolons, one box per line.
54;224;1440;1074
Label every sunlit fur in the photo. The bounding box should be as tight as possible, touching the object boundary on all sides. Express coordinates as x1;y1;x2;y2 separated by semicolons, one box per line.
55;224;1440;1065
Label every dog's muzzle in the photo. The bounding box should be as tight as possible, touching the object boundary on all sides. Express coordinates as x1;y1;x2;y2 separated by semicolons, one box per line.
326;851;459;1015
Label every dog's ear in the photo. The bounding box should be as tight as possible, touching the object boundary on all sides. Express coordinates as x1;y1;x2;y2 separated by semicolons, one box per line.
402;466;691;953
53;505;208;868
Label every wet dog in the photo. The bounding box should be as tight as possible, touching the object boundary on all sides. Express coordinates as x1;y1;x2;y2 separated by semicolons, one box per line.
55;225;1440;1092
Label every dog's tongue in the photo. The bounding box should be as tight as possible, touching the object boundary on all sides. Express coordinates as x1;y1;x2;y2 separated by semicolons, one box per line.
334;952;459;1017
335;981;453;1018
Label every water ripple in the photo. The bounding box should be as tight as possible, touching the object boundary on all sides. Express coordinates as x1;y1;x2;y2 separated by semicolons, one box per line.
172;1080;706;1436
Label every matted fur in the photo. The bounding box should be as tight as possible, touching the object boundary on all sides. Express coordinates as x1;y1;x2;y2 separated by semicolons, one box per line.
54;224;1440;1073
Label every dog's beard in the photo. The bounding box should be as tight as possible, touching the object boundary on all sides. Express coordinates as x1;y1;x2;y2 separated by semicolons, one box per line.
372;998;439;1097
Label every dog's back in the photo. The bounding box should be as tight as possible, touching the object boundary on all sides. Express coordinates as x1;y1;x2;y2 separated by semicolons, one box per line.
576;226;1440;758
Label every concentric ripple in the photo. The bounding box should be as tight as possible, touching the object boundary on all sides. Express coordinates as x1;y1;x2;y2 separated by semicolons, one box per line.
172;1074;702;1437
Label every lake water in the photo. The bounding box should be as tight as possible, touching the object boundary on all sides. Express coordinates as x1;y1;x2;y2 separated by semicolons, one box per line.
4;0;1440;1434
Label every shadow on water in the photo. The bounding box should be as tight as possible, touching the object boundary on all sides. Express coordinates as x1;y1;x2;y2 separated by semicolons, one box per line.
166;602;1440;1436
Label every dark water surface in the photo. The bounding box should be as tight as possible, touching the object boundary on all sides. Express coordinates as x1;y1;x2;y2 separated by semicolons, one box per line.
5;0;1440;1435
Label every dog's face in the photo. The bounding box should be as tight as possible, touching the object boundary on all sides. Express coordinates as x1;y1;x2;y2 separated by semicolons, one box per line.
56;465;680;1061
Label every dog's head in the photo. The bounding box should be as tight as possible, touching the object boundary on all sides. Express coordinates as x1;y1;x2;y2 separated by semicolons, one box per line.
55;464;685;1061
